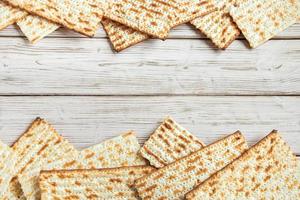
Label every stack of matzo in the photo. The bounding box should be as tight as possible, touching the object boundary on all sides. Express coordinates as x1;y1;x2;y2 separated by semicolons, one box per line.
0;0;298;51
0;117;299;199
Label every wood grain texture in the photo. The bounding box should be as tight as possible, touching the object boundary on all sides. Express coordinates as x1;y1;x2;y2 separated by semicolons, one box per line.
0;96;299;154
1;23;300;39
0;17;298;160
0;38;299;95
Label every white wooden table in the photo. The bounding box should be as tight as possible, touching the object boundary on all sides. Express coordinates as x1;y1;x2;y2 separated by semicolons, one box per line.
0;24;299;161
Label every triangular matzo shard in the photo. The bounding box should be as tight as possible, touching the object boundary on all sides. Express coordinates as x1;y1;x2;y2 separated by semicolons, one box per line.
4;0;104;36
104;0;216;39
140;117;205;168
17;15;59;44
230;0;298;48
186;131;300;200
7;118;78;200
102;18;149;52
134;131;248;200
39;166;155;199
0;139;17;197
0;1;27;30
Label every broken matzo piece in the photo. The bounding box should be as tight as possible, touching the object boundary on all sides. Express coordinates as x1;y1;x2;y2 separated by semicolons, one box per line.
186;130;300;200
0;1;27;30
190;0;240;49
140;117;205;168
230;0;298;48
102;18;149;52
4;0;104;36
0;140;17;196
39;166;155;200
191;9;240;49
104;0;215;39
134;131;248;200
78;131;147;169
9;118;78;200
17;15;59;44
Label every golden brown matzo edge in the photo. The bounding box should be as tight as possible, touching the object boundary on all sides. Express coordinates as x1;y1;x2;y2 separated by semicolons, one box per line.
10;117;49;147
185;130;295;199
39;166;156;199
135;130;245;181
3;0;103;37
101;18;149;52
40;165;155;176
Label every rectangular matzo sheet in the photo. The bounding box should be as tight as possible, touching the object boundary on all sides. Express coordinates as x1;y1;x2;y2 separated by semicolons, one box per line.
186;131;300;200
104;0;215;39
39;166;155;199
140;116;205;168
0;1;27;30
134;131;248;200
230;0;298;48
4;0;105;36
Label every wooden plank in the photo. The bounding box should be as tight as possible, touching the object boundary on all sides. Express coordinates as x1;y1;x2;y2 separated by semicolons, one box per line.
0;96;299;154
0;23;300;39
0;38;299;95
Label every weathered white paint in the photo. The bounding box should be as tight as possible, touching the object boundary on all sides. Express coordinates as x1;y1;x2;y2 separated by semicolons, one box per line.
0;20;298;159
0;38;299;95
0;96;299;154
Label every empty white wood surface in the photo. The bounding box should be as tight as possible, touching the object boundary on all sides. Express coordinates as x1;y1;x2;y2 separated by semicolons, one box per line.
0;22;299;157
